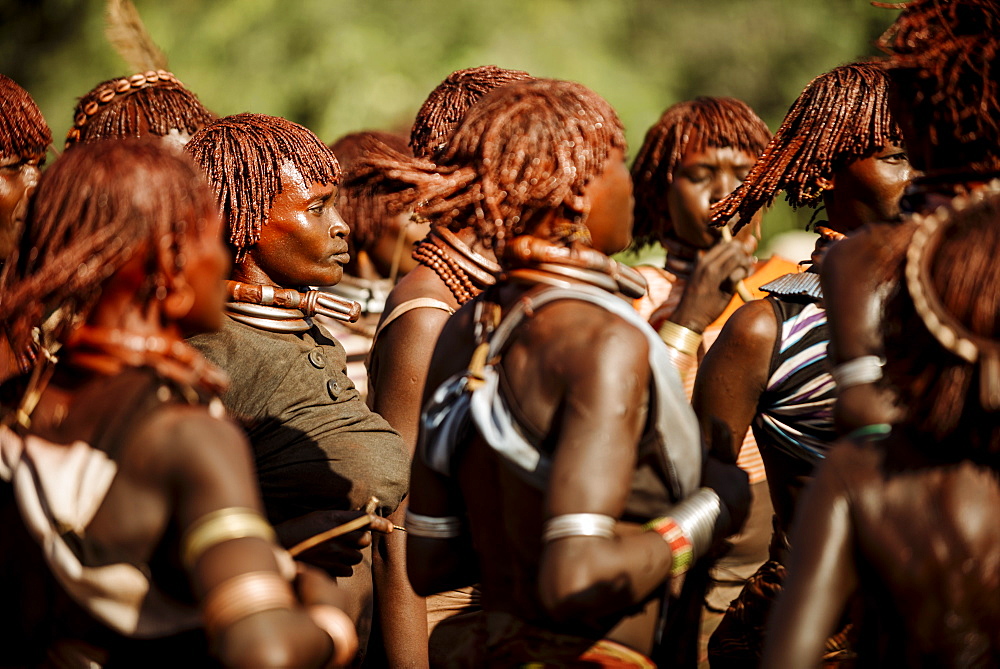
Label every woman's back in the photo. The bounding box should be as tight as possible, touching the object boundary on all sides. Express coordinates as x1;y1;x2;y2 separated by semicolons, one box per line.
830;439;1000;666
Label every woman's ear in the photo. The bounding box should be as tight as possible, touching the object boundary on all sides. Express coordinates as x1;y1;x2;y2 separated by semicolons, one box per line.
816;176;835;191
162;274;196;321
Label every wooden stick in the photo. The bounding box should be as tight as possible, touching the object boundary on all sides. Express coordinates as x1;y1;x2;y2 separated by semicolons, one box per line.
288;515;375;557
720;227;755;303
288;497;384;557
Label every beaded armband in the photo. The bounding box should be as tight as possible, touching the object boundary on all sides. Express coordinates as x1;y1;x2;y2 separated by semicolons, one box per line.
643;517;693;577
182;507;276;569
404;510;463;539
643;487;721;575
541;513;617;543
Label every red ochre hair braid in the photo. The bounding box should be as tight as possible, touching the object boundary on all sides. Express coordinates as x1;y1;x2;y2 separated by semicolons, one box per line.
630;97;770;248
409;65;534;160
330;130;411;254
877;0;1000;172
0;74;52;158
65;70;215;149
713;62;903;233
0;138;218;371
357;79;626;253
185;113;341;261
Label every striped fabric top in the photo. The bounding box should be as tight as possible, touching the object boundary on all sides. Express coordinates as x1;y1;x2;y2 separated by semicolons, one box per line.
632;257;799;485
751;292;837;464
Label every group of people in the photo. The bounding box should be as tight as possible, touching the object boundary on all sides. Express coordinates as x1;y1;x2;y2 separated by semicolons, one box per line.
1;0;998;666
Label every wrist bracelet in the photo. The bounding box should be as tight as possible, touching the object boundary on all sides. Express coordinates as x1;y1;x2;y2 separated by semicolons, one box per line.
658;320;702;357
644;487;720;564
643;517;693;577
542;513;616;543
830;355;885;388
308;604;358;668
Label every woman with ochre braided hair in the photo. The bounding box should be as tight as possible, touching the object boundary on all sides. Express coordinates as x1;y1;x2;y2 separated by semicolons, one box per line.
821;0;1000;436
316;130;428;401
627;97;776;663
353;65;532;665
0;74;50;264
184;114;409;664
382;78;750;667
64;69;214;150
0;74;51;384
764;188;1000;667
0;138;356;667
697;61;912;667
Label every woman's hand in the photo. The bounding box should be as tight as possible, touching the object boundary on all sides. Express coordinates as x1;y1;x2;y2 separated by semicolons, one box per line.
669;240;752;334
275;510;393;577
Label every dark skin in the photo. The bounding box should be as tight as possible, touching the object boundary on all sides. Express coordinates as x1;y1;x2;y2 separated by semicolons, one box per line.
365;204;495;668
22;211;345;667
0;151;44;261
762;434;1000;667
651;143;757;336
407;154;685;654
693;144;912;533
226;163;407;648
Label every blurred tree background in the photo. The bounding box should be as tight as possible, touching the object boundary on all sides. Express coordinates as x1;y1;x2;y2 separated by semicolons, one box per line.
0;0;898;254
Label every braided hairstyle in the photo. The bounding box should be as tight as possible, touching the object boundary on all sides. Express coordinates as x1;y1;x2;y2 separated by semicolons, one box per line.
883;193;1000;457
630;97;771;247
878;0;1000;173
357;79;625;253
0;74;51;159
410;65;533;159
713;62;903;233
65;70;215;149
0;138;218;371
185;113;340;261
331;130;411;254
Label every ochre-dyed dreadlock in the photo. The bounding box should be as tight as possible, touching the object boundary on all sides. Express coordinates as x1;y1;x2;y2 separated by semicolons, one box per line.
0;74;52;158
883;192;1000;456
65;70;215;149
630;97;770;247
0;138;218;371
713;62;903;233
409;65;533;159
331;130;411;254
185;113;340;261
359;79;625;252
877;0;1000;173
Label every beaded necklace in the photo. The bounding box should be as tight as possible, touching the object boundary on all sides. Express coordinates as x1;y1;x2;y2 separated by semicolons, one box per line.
411;228;499;305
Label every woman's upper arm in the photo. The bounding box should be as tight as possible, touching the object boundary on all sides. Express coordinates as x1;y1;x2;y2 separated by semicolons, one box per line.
369;308;452;452
762;448;859;668
544;315;650;519
693;298;776;459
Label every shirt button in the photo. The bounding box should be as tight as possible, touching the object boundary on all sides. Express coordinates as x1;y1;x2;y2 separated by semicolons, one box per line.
308;350;326;368
327;379;342;398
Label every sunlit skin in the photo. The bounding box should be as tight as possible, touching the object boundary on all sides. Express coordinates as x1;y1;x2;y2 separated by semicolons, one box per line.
363;212;430;279
665;145;757;250
177;208;231;335
582;148;634;255
234;162;350;289
823;142;912;234
656;143;757;335
406;152;749;660
0;152;44;260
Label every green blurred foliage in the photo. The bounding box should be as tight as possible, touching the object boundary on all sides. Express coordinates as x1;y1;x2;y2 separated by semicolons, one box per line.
0;0;898;245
